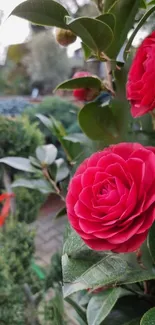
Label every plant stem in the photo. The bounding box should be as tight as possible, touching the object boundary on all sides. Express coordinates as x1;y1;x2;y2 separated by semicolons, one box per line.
42;168;65;201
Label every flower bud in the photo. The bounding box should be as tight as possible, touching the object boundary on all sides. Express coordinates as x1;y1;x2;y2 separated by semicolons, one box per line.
55;28;77;47
72;71;100;102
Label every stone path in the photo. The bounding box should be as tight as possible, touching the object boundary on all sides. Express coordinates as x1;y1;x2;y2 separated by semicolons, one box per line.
34;194;66;266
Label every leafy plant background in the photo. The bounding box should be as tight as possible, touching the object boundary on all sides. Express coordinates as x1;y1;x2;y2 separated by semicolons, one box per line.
1;0;155;324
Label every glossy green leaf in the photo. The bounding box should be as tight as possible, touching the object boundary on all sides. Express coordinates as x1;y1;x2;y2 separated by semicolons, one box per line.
87;288;122;325
106;0;140;58
82;42;92;60
11;0;69;28
36;144;57;166
96;13;116;31
0;157;35;173
79;102;119;141
66;16;113;53
11;178;53;194
140;308;155;325
147;222;155;264
103;296;148;325
56;76;102;91
124;5;155;60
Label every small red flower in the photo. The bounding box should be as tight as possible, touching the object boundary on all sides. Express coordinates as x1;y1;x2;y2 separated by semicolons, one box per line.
0;193;14;227
73;71;99;102
66;143;155;253
127;31;155;117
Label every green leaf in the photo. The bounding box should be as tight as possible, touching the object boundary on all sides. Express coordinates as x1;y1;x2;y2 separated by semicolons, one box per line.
11;0;69;29
61;137;82;162
78;102;119;142
104;0;118;11
140;0;147;8
124;319;141;325
36;144;57;166
0;157;35;173
29;156;41;168
63;227;87;257
50;158;69;183
66;297;87;324
103;296;148;325
140;308;155;325
31;261;46;280
62;252;128;297
56;76;102;91
87;288;122;325
11;178;53;194
82;42;92;60
124;5;155;60
96;13;116;31
147;222;155;264
106;0;140;58
148;0;155;5
55;158;69;182
55;206;66;219
51;116;67;138
36;114;52;130
66;16;113;53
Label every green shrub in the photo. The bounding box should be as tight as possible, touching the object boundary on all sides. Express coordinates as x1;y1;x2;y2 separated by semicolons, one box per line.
0;115;45;158
0;221;35;286
14;187;47;224
24;96;79;131
0;221;35;325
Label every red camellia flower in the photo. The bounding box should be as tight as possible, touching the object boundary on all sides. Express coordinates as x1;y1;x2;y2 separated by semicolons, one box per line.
127;31;155;118
73;71;99;101
66;143;155;253
0;193;14;227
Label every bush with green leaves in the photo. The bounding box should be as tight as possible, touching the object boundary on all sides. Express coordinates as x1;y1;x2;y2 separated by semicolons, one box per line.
25;96;79;131
14;187;47;224
0;221;40;325
0;221;35;285
0;115;45;159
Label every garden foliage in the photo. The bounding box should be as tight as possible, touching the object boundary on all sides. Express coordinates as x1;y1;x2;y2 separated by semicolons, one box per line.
2;0;155;324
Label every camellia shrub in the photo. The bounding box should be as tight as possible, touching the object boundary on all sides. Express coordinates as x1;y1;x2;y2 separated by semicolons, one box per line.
8;0;155;324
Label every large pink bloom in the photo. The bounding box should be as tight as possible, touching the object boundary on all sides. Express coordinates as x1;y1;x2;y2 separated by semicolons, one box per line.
66;143;155;253
127;31;155;117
